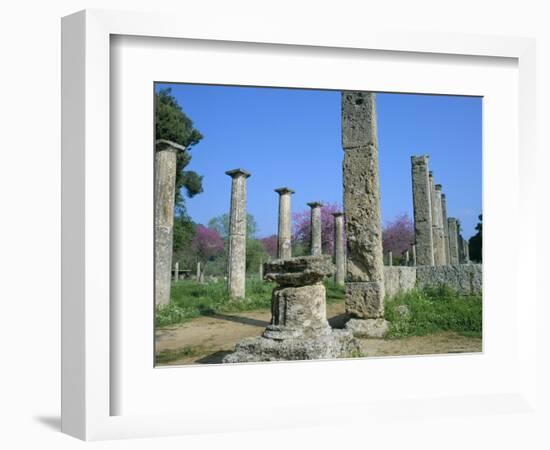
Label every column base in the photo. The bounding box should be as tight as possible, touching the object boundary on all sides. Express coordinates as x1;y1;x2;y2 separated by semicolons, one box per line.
223;329;358;363
345;318;389;339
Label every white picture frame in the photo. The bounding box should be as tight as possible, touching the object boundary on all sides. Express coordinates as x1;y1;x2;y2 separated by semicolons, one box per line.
61;9;537;441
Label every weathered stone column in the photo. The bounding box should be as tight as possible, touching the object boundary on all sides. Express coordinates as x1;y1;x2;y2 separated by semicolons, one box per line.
448;218;460;265
259;259;264;280
196;261;201;282
275;187;294;259
332;212;345;286
440;192;450;265
174;262;179;282
411;244;417;266
307;202;323;255
387;251;393;266
155;139;185;307
463;239;470;263
411;156;435;266
403;250;410;266
433;184;446;266
226;168;251;299
341;91;387;337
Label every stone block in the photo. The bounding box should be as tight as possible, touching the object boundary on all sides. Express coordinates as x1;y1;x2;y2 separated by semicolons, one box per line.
263;255;334;287
345;281;385;319
345;318;389;338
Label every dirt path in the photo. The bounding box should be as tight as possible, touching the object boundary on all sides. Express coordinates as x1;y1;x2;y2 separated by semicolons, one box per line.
155;303;481;366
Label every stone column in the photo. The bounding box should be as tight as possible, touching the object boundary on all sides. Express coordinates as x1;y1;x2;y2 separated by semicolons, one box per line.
342;91;386;328
411;244;417;266
155;139;185;307
387;251;393;266
275;187;294;259
307;202;323;256
440;192;450;265
433;184;446;266
259;259;264;280
226;168;251;299
332;212;345;286
174;262;179;282
403;250;409;266
448;218;460;265
196;261;201;282
463;239;470;263
411;155;435;266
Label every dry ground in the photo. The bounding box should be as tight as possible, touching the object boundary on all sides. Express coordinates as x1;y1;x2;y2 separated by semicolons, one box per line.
155;302;482;365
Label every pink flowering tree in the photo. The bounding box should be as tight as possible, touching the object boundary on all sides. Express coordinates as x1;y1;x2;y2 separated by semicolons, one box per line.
382;213;414;261
259;234;278;259
191;224;224;264
292;202;342;255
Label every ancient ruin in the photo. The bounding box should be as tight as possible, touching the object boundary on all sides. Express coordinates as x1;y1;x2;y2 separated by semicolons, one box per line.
332;212;345;286
307;201;323;256
341;91;388;338
275;187;294;260
174;262;179;282
155;139;185;307
433;184;446;266
448;217;460;266
411;155;435;266
223;256;358;362
226;169;251;299
440;191;450;264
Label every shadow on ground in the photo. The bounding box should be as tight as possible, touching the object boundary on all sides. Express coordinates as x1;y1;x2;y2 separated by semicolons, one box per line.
210;313;269;328
328;313;348;329
196;350;232;364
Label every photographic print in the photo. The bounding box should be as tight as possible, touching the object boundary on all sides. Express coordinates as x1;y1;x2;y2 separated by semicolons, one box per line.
154;84;482;366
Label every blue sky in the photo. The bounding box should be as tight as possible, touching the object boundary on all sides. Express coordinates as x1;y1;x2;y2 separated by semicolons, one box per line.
156;83;482;239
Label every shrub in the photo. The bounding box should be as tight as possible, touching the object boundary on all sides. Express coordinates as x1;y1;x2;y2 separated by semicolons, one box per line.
384;286;482;338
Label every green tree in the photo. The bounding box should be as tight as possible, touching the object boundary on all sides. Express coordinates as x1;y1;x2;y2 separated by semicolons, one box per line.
207;213;258;239
155;87;204;209
469;214;482;262
246;239;269;275
172;214;196;269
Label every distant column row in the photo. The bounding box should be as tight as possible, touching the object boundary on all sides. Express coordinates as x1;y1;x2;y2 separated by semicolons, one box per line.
410;154;470;267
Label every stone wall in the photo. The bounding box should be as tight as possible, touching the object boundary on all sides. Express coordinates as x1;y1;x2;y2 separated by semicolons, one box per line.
416;264;482;296
383;264;482;298
383;267;416;298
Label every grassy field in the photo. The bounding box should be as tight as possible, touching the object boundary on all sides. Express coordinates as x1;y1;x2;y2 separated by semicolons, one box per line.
156;280;482;340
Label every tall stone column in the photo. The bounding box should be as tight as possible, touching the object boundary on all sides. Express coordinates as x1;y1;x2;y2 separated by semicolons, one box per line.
226;168;251;299
411;244;417;266
411;155;435;266
463;239;470;263
403;250;410;266
341;91;386;330
433;184;446;266
196;261;201;282
259;258;264;280
440;192;450;265
155;139;185;307
387;251;393;266
332;212;345;286
448;218;460;266
174;262;179;282
307;201;323;255
275;187;294;259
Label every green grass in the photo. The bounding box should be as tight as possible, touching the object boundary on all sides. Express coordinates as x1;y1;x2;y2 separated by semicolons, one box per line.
156;278;345;328
384;286;482;339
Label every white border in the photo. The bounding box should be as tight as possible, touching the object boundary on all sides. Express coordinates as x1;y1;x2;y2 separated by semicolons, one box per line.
61;9;537;441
